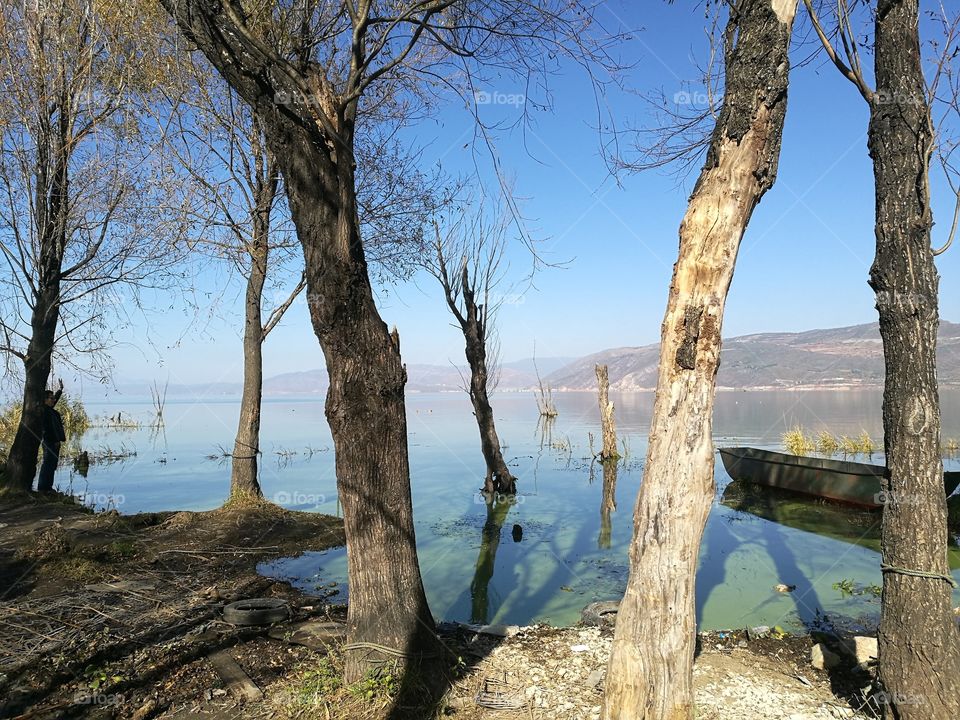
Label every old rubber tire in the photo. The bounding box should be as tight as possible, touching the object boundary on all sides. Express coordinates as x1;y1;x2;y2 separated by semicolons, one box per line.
222;598;290;626
581;600;620;626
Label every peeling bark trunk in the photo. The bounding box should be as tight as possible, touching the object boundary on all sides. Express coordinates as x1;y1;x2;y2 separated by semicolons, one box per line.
602;2;797;718
869;1;960;715
595;364;619;460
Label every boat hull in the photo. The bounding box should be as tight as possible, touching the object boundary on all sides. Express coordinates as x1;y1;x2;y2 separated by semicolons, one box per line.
718;447;960;509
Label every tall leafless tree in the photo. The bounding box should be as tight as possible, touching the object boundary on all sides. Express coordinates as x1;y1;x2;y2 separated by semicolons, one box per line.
0;0;186;491
163;58;304;503
602;2;798;717
803;1;960;715
163;52;448;504
159;0;622;683
429;208;516;495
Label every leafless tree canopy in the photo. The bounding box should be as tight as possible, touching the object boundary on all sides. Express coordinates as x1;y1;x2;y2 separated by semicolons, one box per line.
0;0;189;382
428;203;511;341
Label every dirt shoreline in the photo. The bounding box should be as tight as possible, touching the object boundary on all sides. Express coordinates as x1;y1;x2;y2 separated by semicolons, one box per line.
0;496;872;720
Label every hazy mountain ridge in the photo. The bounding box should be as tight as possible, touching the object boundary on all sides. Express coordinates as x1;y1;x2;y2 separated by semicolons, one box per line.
261;357;574;395
116;322;960;397
545;321;960;391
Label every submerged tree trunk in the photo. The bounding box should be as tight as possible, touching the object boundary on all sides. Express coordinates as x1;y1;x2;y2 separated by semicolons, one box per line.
602;2;797;718
438;254;516;495
595;364;619;460
598;459;618;550
466;329;516;496
869;1;960;714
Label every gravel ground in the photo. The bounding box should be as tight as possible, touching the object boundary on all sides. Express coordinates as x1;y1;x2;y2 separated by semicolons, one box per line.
440;625;870;720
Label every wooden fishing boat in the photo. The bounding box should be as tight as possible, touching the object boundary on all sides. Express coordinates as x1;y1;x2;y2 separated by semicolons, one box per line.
718;446;960;509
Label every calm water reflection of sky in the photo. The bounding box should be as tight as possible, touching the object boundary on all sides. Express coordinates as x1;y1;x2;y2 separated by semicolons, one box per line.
60;390;960;631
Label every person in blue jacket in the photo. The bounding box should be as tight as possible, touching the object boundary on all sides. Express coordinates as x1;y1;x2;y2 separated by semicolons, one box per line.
37;379;65;493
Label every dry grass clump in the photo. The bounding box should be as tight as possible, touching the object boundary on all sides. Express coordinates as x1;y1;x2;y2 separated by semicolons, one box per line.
943;438;959;457
782;427;815;456
816;431;839;457
838;431;876;457
783;426;877;458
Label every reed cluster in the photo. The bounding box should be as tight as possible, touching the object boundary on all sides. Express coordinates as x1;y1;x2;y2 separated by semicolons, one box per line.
782;425;877;458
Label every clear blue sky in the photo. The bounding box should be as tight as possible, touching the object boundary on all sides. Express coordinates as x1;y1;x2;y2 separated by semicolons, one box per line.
100;2;960;390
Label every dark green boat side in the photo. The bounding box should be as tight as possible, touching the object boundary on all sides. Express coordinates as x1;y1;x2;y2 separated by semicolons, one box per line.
718;446;960;509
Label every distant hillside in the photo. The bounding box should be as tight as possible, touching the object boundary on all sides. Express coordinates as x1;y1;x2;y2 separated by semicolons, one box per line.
253;358;572;396
111;357;572;398
261;356;573;394
545;321;960;391
113;323;960;398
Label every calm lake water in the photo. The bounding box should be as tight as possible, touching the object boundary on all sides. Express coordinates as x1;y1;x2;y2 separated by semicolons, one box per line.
59;389;960;633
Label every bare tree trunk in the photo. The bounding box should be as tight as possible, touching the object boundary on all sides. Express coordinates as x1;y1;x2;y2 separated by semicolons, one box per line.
870;1;960;714
228;134;279;504
269;120;440;681
160;0;442;675
436;247;516;495
595;364;619;460
602;2;797;717
230;237;267;502
3;94;69;493
3;289;59;492
466;329;515;495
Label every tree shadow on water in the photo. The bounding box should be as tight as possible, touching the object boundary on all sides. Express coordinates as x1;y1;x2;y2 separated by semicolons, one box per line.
383;470;609;718
383;493;521;719
717;481;883;631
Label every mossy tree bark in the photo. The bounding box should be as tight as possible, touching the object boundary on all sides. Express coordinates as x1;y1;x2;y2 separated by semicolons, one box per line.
601;2;798;717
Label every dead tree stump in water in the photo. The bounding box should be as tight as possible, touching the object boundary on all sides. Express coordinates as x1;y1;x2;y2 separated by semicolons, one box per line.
595;364;620;461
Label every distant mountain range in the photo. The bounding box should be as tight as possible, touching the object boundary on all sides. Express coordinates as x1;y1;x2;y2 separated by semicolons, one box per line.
127;356;574;397
122;321;960;397
545;321;960;391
